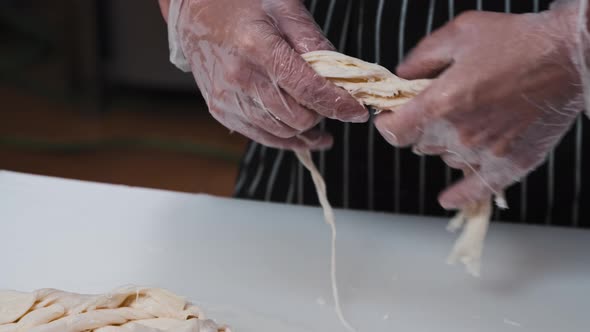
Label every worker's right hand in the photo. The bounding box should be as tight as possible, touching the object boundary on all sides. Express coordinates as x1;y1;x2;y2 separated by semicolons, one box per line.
168;0;369;150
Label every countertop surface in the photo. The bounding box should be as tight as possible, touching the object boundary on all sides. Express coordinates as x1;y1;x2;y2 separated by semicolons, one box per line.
1;171;589;331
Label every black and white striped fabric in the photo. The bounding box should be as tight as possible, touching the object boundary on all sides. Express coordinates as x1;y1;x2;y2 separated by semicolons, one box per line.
234;0;590;228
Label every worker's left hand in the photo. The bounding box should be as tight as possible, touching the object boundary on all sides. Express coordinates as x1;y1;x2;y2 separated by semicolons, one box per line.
374;7;585;210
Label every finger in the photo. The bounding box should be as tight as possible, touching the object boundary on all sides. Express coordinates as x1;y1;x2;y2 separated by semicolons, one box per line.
250;78;322;132
438;173;497;210
441;153;479;170
210;105;332;150
412;144;447;156
266;0;335;53
246;22;368;122
377;62;478;147
374;97;429;147
297;129;335;151
248;127;332;150
396;21;457;79
234;92;299;139
374;106;423;147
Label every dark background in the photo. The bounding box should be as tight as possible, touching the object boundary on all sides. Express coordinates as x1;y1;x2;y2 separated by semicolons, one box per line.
0;0;247;196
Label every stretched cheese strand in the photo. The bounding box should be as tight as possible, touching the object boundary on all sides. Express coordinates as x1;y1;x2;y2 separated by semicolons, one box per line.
295;149;356;332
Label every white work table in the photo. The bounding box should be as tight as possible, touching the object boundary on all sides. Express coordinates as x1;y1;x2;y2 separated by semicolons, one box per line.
1;171;589;331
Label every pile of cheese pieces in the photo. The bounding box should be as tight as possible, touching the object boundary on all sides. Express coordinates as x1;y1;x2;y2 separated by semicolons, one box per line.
0;286;230;332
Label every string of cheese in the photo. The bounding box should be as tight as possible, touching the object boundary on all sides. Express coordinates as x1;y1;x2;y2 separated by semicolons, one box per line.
295;149;356;332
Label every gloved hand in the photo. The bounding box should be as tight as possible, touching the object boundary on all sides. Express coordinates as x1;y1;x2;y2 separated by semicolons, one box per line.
164;0;369;150
573;0;590;118
374;6;585;210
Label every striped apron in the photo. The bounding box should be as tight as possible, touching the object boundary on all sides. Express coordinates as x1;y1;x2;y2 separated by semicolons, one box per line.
234;0;590;228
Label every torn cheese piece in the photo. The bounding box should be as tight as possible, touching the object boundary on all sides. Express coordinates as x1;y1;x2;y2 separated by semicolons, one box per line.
445;196;493;277
302;50;430;111
0;286;230;332
302;50;498;277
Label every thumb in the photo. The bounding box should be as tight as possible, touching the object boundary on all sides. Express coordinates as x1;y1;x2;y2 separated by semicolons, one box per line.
266;1;335;53
396;23;456;79
374;96;429;147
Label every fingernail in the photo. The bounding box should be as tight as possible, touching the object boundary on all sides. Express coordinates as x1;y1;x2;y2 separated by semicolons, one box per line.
297;134;320;146
440;198;459;210
384;130;399;146
310;139;334;151
412;146;424;156
439;193;459;210
351;112;369;123
440;194;478;210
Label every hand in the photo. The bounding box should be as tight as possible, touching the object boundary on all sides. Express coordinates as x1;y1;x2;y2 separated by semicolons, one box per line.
170;0;368;150
374;7;584;209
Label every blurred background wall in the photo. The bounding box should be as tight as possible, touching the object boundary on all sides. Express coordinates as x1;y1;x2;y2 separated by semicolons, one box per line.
0;0;247;196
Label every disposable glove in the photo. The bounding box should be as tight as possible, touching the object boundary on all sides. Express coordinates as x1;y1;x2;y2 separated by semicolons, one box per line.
375;6;584;210
164;0;369;150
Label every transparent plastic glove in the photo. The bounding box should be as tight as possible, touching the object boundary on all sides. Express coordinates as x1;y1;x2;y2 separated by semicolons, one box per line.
165;0;369;150
375;7;584;210
573;0;590;117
